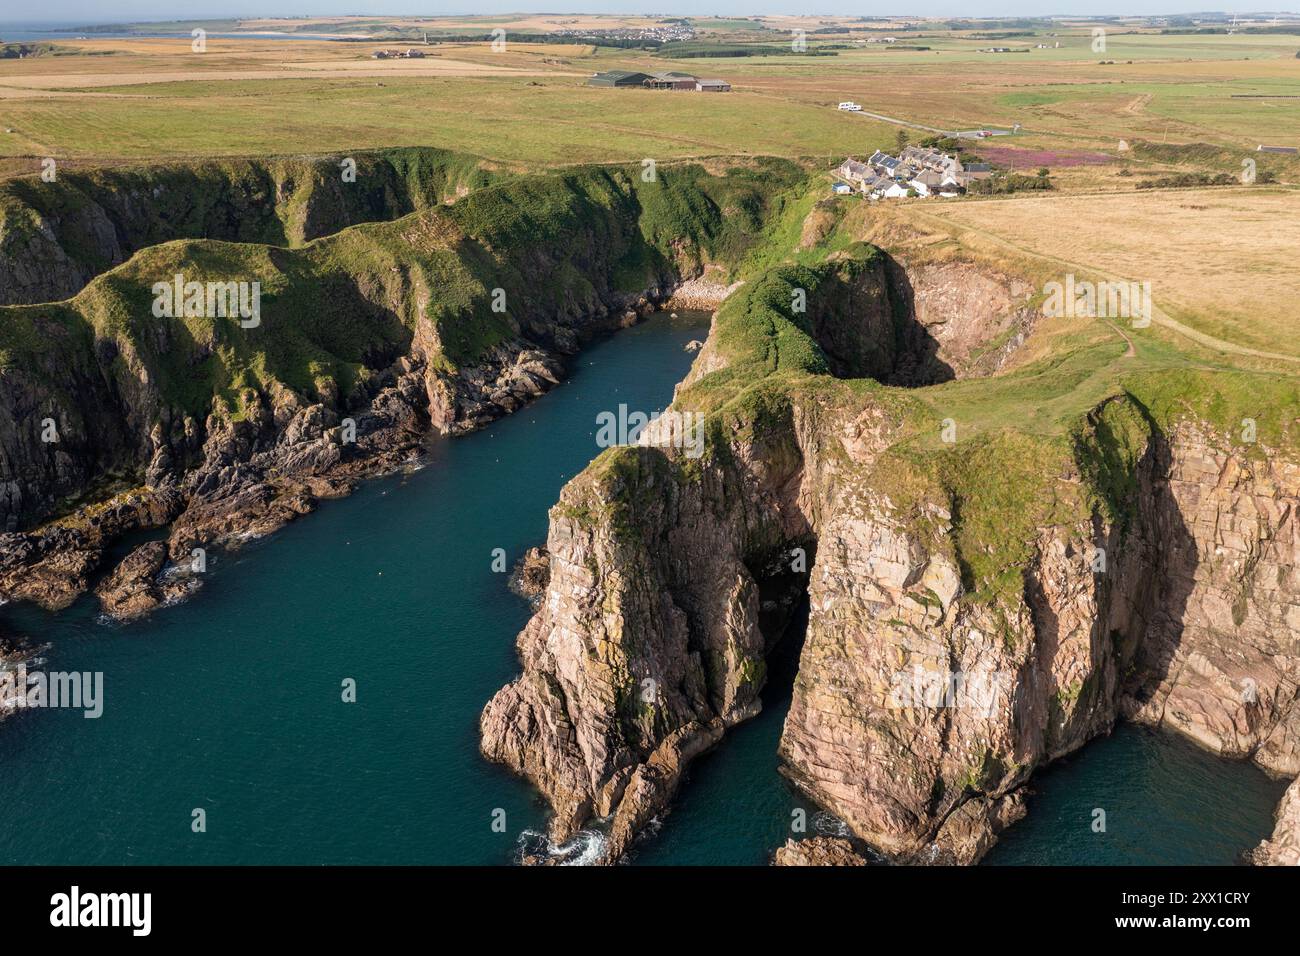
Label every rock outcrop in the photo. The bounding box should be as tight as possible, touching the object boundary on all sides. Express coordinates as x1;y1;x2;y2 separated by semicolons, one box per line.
507;547;551;606
94;540;195;621
479;438;806;855
481;247;1300;865
773;836;868;866
1250;775;1300;866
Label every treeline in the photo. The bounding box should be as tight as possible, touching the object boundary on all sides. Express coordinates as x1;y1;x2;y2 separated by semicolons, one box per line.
968;174;1054;195
941;19;1043;30
656;42;839;58
411;32;665;49
1160;26;1300;35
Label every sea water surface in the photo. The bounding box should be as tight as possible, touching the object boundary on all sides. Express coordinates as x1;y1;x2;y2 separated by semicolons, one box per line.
0;313;1285;865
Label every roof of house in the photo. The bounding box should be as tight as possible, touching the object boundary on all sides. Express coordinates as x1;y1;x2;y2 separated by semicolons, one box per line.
964;163;992;172
696;78;730;86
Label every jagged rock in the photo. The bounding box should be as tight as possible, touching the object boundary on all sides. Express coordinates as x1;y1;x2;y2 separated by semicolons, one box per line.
773;837;868;866
1250;775;1300;866
922;791;1028;865
94;540;193;622
481;252;1300;866
507;547;550;606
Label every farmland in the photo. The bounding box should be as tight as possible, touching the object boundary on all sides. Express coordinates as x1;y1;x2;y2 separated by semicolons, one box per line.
1;19;1297;165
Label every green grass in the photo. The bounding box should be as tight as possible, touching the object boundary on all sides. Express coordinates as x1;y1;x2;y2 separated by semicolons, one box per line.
0;157;812;426
0;76;895;165
657;232;1300;610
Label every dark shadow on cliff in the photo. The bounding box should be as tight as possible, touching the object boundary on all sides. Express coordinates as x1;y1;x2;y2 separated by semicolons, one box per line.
880;254;956;387
1109;397;1200;725
1024;394;1200;776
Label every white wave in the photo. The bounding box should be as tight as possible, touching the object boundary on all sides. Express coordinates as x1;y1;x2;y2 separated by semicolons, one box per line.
515;827;608;866
813;810;850;837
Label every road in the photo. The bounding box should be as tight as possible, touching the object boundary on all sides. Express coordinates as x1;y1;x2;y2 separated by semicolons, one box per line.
847;108;1013;139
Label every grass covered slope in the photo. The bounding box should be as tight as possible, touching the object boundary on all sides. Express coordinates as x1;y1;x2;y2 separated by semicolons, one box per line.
0;156;810;530
0;146;504;306
610;235;1300;608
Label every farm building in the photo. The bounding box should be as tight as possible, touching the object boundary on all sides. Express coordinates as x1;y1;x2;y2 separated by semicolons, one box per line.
695;79;731;92
1258;145;1299;154
646;71;697;90
587;70;653;88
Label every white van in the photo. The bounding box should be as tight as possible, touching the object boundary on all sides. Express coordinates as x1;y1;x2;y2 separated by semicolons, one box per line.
837;102;862;112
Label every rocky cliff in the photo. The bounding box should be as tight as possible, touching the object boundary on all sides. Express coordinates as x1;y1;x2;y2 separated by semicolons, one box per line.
0;147;502;306
0;157;807;620
481;244;1300;865
1252;774;1300;865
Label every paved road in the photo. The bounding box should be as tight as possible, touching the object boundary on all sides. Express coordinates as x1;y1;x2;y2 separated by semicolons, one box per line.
849;108;1013;139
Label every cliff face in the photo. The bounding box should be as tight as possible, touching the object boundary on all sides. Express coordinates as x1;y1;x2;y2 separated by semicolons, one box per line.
0;158;806;618
0;148;501;306
480;249;996;860
780;416;1300;862
480;247;1300;865
480;415;811;856
1252;774;1300;865
1119;431;1300;777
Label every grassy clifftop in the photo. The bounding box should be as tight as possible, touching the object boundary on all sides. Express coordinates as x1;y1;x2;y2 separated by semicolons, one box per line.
0;156;810;528
0;146;504;306
603;243;1300;609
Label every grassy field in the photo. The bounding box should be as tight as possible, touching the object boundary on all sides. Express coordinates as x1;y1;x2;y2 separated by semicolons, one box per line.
2;24;1297;165
915;187;1300;361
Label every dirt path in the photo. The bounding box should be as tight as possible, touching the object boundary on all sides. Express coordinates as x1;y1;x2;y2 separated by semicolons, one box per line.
1122;93;1153;116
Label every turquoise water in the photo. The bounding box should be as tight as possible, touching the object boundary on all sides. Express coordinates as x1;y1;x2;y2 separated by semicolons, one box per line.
0;314;704;865
985;724;1288;866
0;311;1286;866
